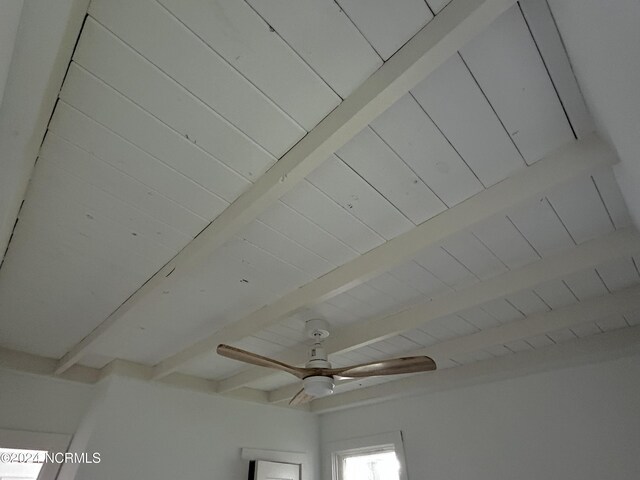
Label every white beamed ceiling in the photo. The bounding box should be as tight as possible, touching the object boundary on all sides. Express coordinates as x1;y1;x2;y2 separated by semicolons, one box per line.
0;0;639;402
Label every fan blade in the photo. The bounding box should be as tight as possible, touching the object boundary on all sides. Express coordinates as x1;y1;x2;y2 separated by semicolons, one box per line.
327;356;436;378
289;388;315;406
216;344;306;378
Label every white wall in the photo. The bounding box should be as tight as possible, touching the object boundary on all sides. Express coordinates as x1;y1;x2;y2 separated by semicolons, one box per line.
0;369;94;435
0;370;320;479
68;376;320;480
321;354;640;480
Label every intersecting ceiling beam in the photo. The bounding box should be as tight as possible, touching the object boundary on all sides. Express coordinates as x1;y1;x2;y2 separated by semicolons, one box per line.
55;0;518;375
268;285;640;403
153;134;616;381
219;228;640;392
0;345;99;384
1;346;283;408
309;325;640;413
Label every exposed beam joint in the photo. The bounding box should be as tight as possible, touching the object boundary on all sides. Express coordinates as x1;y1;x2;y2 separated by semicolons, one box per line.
56;0;518;375
156;134;617;381
0;347;284;408
0;346;100;384
309;326;640;413
322;230;640;354
268;286;640;403
221;228;640;393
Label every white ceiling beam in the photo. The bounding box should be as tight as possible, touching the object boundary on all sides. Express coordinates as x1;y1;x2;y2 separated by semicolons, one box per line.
220;227;640;393
268;285;640;403
320;229;640;354
0;346;283;408
310;325;640;413
98;359;272;405
0;345;100;384
55;0;518;375
154;134;616;381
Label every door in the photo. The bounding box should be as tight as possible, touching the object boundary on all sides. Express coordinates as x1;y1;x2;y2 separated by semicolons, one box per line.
253;460;300;480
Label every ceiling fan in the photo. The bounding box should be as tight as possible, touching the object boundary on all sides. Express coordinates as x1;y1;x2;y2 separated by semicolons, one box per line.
217;319;436;405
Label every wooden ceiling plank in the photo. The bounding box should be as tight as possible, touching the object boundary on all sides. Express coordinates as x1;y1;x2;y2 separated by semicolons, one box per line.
309;325;640;412
221;227;640;394
56;0;519;375
274;308;640;404
154;135;619;382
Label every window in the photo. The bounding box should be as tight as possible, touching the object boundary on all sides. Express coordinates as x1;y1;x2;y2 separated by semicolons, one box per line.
341;448;400;480
0;429;70;480
329;432;408;480
0;447;47;480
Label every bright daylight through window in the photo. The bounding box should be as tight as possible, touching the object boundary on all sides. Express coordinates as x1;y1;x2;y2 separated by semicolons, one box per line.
342;449;400;480
0;447;46;480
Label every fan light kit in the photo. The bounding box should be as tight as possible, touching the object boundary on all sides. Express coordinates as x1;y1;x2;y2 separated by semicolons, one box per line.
217;318;436;405
302;319;334;397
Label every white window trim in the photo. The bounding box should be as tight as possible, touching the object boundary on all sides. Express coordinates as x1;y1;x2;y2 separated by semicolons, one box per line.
327;431;408;480
0;428;71;480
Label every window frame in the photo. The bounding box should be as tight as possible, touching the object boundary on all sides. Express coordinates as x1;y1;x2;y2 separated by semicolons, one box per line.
328;431;408;480
0;428;71;480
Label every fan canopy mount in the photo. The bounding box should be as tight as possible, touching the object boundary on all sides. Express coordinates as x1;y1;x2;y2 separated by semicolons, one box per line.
305;318;330;340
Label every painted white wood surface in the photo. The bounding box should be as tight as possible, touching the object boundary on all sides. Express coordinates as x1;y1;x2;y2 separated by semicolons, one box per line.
519;0;594;138
41;133;207;236
460;5;573;162
370;93;483;207
411;54;524;186
471;215;539;269
547;176;614;243
591;169;631;229
534;279;578;309
72;20;279;174
88;0;304;156
414;246;480;290
213;231;640;391
156;0;340;131
246;0;382;97
1;0;633;405
0;0;22;109
507;197;575;256
305;156;413;240
0;0;89;277
337;127;447;224
59;0;523;374
441;232;508;280
428;0;452;13
281;181;385;254
153;137;619;379
310;327;640;411
49;103;229;218
58;67;253;195
258;201;358;266
563;269;609;300
336;0;433;60
268;296;640;399
254;460;300;480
